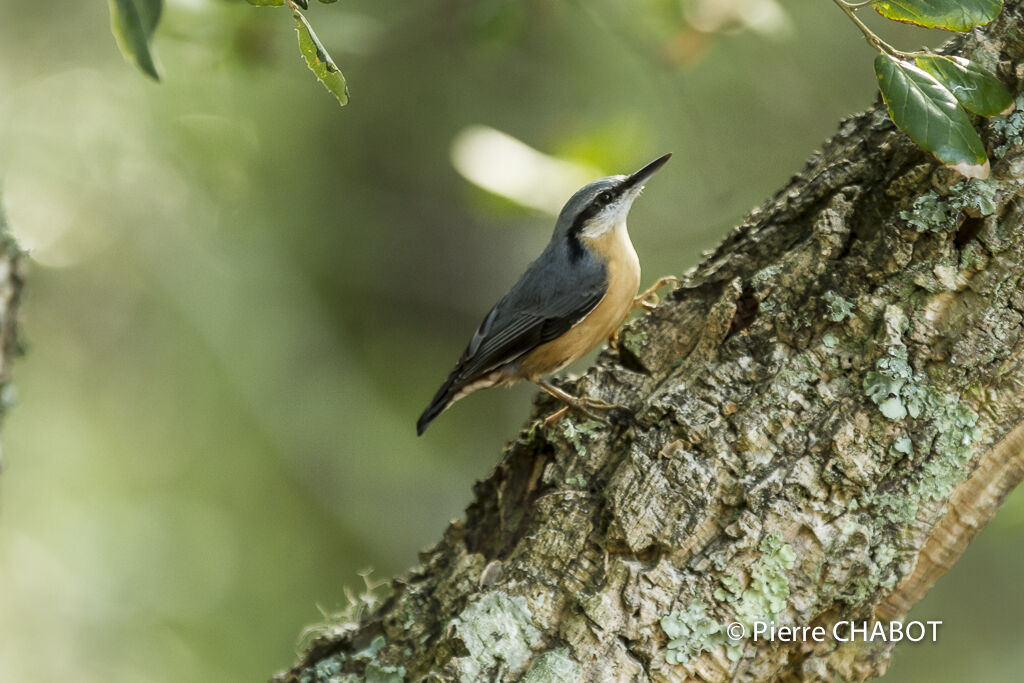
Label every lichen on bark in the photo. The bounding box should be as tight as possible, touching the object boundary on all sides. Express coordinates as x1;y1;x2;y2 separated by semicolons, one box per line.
276;6;1024;682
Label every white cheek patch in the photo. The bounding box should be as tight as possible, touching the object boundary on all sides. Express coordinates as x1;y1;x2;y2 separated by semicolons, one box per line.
581;217;616;238
581;200;631;238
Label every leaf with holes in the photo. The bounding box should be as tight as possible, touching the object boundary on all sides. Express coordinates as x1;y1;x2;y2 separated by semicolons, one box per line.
108;0;162;80
915;55;1014;116
873;0;1002;31
875;53;989;178
293;8;349;107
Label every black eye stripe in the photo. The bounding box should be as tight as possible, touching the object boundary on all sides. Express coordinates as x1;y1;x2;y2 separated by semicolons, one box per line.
567;185;623;244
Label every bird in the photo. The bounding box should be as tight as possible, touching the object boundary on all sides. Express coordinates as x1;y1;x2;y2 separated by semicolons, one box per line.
417;153;673;435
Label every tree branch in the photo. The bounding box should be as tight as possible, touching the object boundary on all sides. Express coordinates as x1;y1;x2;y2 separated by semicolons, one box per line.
276;5;1024;681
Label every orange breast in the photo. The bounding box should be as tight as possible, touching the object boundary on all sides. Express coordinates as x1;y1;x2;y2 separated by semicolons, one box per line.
518;224;640;380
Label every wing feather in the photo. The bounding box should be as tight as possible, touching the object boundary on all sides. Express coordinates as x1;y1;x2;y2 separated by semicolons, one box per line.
417;243;607;435
453;286;604;384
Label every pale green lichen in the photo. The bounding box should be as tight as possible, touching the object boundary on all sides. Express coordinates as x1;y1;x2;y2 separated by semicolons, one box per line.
960;242;988;271
354;636;386;660
751;263;783;288
864;348;914;421
560;419;604;456
864;385;979;523
521;648;582;683
874;543;897;570
564;473;587;489
714;574;742;602
299;654;359;683
310;636;401;683
823;291;856;322
891;435;914;458
915;395;980;501
880;397;907;420
992;96;1024;157
794;308;816;329
660;533;797;664
660;600;729;665
621;326;649;350
950;178;998;216
900;178;999;233
724;533;797;623
823;332;839;348
856;383;980;606
901;192;952;232
450;592;541;680
872;490;918;526
863;307;925;422
865;350;980;495
365;662;406;683
775;363;815;391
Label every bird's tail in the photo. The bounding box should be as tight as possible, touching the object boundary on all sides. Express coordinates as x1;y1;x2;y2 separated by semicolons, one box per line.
418;368;504;435
417;374;460;436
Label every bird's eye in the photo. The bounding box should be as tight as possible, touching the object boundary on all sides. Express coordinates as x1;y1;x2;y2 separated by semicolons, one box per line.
596;191;614;205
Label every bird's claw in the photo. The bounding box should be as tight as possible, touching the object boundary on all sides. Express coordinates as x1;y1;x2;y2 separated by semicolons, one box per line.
542;405;570;428
579;396;618;412
543;396;622;428
633;275;679;311
536;378;624;428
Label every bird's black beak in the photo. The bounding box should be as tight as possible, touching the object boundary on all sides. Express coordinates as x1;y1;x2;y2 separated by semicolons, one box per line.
621;153;672;191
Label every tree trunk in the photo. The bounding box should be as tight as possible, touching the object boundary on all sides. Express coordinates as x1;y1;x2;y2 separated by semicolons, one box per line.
276;6;1024;682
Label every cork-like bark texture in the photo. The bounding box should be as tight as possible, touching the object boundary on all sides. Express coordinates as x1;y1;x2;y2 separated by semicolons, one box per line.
277;7;1024;682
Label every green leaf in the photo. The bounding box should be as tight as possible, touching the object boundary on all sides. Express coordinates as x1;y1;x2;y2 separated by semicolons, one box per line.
915;55;1014;116
108;0;162;80
875;53;989;178
873;0;1002;32
293;9;350;107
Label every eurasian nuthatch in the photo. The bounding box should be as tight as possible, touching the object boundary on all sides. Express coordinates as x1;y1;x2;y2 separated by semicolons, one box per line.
417;154;673;435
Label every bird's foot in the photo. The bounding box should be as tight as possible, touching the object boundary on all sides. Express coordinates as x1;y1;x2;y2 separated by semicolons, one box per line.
542;405;570;428
633;275;679;311
543;399;620;429
607;327;620;351
536;378;622;427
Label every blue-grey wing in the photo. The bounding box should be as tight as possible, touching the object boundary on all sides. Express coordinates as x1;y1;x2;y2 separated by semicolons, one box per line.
456;255;607;382
416;246;607;435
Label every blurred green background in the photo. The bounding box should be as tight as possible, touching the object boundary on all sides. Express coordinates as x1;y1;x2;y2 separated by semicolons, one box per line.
0;1;1021;681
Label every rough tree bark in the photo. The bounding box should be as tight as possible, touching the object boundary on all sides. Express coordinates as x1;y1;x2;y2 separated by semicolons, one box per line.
277;7;1024;682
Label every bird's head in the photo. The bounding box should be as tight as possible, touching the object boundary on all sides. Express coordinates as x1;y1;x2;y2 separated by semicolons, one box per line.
555;153;671;241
